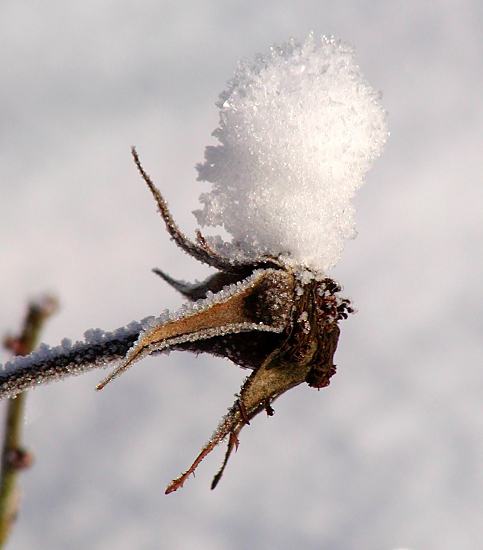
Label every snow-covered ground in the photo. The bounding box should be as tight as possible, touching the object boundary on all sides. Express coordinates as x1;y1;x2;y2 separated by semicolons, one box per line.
1;2;482;549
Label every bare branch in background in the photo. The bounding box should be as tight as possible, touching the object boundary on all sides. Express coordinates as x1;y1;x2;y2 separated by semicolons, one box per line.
0;296;58;547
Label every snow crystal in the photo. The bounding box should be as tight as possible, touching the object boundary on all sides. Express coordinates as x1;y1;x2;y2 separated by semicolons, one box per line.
194;33;388;274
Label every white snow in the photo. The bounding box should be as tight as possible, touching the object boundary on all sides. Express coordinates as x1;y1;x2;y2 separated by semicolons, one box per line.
194;33;388;274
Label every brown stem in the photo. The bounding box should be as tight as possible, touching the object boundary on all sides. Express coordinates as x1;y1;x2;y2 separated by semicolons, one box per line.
0;296;58;548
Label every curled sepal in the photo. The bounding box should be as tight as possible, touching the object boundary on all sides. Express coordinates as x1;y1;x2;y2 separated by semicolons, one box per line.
96;269;294;390
152;268;247;301
132;147;281;274
165;342;314;494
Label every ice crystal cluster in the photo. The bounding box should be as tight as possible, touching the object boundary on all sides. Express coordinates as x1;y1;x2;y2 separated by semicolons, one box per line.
195;33;387;273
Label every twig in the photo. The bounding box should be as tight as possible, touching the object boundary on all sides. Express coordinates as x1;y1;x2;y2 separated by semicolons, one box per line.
0;296;58;548
0;325;141;401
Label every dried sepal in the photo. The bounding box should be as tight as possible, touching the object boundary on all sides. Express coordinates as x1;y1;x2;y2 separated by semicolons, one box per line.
165;344;311;493
131;147;280;274
152;268;247;301
96;268;294;390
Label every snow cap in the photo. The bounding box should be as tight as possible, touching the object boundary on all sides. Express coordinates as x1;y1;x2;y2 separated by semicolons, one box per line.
194;33;388;274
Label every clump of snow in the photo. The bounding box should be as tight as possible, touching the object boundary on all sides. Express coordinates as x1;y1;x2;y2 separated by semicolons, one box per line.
194;33;388;273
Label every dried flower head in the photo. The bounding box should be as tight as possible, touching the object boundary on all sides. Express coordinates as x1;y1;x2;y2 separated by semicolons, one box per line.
0;33;387;493
99;148;356;493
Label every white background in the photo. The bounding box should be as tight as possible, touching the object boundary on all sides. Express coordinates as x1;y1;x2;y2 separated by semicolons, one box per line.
1;1;482;548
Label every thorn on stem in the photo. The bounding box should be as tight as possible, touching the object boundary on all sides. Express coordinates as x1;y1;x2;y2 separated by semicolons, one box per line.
264;400;275;416
237;400;251;425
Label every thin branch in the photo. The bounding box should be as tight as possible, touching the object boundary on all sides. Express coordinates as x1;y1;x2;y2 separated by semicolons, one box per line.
0;295;58;547
0;322;148;401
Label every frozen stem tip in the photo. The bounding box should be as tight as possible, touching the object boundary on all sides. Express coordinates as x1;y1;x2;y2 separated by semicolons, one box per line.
0;33;387;493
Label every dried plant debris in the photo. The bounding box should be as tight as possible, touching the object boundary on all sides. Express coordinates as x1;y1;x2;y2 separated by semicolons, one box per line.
0;33;387;492
0;150;353;492
107;149;354;493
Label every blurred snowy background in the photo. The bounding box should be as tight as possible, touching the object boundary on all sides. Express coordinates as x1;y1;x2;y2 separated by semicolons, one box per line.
1;1;482;548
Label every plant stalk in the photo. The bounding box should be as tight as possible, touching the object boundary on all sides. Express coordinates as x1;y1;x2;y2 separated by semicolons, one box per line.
0;297;58;547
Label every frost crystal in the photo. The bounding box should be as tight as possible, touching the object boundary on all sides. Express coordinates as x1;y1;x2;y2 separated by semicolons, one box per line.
195;33;387;273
